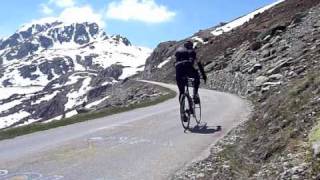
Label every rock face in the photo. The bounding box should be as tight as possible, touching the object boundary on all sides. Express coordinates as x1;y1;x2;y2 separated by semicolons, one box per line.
143;41;178;81
142;0;320;179
0;21;152;129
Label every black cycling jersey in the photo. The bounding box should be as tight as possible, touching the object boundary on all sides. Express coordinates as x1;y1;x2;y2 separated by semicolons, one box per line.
175;47;196;67
175;46;200;100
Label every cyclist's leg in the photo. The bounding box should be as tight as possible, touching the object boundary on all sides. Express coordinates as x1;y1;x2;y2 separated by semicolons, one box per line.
189;67;200;96
176;66;186;102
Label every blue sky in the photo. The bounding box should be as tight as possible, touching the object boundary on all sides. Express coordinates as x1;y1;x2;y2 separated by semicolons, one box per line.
0;0;280;48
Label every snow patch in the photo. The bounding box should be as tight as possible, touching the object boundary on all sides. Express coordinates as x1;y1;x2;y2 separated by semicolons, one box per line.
86;96;110;108
65;77;92;110
17;118;41;127
31;91;60;105
157;57;172;68
65;110;78;118
0;100;23;113
0;111;30;129
65;74;82;86
18;17;58;32
45;115;63;123
191;36;207;45
211;0;285;36
101;81;113;86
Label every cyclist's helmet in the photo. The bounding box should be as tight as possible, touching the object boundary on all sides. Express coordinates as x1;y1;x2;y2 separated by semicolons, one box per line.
184;40;193;50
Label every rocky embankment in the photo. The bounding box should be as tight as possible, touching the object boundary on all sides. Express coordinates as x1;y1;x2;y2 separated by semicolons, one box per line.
79;79;172;113
175;3;320;180
0;79;170;129
142;0;320;179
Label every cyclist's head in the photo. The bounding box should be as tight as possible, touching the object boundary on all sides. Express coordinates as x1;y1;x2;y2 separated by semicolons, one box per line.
184;40;194;50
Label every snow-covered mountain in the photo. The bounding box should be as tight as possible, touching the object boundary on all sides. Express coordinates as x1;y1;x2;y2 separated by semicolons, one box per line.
0;21;151;87
0;21;152;129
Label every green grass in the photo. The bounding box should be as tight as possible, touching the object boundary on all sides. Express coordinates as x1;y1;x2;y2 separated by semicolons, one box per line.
289;74;320;97
0;86;176;141
309;119;320;143
308;118;320;175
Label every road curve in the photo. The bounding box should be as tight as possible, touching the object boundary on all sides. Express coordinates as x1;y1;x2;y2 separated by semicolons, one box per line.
0;81;251;180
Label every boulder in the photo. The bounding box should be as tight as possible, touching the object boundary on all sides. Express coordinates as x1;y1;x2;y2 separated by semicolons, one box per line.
263;81;282;87
277;45;289;52
250;41;262;51
254;76;269;87
270;36;282;44
269;74;284;81
76;107;94;114
263;35;272;42
262;50;271;58
291;13;306;25
257;24;287;41
100;64;123;80
314;21;320;28
267;58;293;75
261;43;273;50
204;62;216;72
248;64;263;74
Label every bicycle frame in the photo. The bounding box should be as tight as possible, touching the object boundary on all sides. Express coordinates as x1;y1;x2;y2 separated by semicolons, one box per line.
179;77;202;130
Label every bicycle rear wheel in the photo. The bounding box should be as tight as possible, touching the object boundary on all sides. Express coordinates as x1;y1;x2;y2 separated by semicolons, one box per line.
180;94;191;130
194;99;202;124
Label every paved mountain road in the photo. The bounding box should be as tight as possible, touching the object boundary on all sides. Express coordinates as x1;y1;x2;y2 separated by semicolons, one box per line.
0;81;251;180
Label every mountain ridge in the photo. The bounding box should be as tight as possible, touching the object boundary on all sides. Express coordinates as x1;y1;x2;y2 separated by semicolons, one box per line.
0;21;154;129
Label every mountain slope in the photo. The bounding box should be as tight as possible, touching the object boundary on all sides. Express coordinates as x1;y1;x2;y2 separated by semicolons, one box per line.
141;0;320;179
0;21;152;129
0;21;151;87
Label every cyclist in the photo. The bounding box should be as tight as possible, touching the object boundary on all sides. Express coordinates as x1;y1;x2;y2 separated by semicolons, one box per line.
175;40;207;105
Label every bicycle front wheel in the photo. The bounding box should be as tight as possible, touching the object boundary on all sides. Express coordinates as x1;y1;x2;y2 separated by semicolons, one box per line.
180;94;191;130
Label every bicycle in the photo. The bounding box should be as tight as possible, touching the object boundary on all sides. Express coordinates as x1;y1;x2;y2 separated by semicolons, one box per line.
179;77;202;130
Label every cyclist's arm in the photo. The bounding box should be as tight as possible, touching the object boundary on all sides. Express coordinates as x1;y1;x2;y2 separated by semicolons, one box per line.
194;52;207;83
197;61;207;83
174;52;178;67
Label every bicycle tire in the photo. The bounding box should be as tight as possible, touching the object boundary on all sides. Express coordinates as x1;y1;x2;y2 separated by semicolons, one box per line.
180;94;191;130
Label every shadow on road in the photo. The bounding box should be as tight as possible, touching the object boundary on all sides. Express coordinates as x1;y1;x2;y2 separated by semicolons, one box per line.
187;123;222;134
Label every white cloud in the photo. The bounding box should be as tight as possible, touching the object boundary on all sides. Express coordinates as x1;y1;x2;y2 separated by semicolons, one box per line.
106;0;176;23
59;6;105;26
49;0;75;8
40;4;54;15
25;5;105;29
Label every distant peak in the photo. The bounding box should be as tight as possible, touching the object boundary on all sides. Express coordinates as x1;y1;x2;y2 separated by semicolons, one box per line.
19;18;60;31
19;17;102;33
110;35;131;46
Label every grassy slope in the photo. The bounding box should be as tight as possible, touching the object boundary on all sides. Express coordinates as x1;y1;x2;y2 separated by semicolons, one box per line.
0;85;176;141
219;71;320;178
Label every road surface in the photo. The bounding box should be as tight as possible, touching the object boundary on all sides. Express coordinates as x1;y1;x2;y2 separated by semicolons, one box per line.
0;81;251;180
